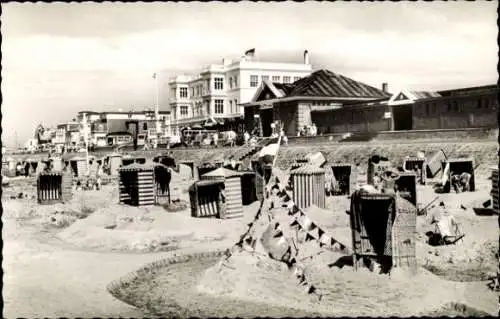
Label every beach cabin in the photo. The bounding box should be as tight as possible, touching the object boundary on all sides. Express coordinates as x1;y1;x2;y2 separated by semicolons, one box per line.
118;163;156;206
395;172;417;207
189;180;225;218
106;153;122;176
37;170;73;204
290;164;326;209
349;192;417;274
426;149;447;178
442;157;476;193
403;156;427;185
201;167;244;219
331;163;357;195
367;155;392;186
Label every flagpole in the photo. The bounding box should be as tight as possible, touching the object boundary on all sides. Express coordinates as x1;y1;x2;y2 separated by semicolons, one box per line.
82;113;90;176
153;72;160;149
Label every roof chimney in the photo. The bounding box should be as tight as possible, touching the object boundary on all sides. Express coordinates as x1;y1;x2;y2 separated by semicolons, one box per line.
382;82;388;93
304;50;310;65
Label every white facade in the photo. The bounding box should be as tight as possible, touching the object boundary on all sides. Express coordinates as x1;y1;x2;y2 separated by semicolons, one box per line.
168;50;313;134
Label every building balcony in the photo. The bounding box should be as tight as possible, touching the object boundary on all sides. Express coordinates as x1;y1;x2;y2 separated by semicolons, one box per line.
201;64;226;74
171;115;210;126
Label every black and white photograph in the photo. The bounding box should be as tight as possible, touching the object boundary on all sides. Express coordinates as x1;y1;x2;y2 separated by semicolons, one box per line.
1;1;499;317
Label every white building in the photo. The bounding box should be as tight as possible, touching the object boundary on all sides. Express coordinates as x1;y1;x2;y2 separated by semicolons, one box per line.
168;49;313;134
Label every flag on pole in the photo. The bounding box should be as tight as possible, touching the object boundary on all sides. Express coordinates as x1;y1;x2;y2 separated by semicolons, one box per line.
153;73;157;79
245;48;256;57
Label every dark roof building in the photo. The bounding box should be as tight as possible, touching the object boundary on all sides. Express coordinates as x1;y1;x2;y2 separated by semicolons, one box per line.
243;69;497;137
243;69;391;137
286;69;390;99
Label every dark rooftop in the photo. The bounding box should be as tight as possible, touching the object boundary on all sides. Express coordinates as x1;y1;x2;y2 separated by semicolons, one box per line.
286;69;391;99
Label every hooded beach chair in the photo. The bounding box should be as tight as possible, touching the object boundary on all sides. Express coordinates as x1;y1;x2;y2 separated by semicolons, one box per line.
430;212;465;245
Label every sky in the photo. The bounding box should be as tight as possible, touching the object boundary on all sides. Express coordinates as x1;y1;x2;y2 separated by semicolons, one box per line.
2;2;498;147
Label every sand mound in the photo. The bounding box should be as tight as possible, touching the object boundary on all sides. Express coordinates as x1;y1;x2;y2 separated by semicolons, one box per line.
57;204;247;252
194;249;487;316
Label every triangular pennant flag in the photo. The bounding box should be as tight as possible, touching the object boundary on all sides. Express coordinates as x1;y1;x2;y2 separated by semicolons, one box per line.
319;234;331;246
273;230;284;238
283;194;292;202
245;237;253;244
319;242;325;248
339;243;346;251
289;257;297;266
290;219;299;227
296;221;303;231
298;274;306;284
330;237;337;247
308;227;319;240
307;285;317;294
299;210;305;217
310;222;317;231
302;216;312;231
293;267;301;277
277;189;287;197
305;233;315;242
277;236;287;246
274;222;281;230
318;228;325;239
247;222;254;228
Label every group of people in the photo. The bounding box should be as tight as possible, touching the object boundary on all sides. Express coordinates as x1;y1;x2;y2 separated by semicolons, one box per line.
297;123;318;137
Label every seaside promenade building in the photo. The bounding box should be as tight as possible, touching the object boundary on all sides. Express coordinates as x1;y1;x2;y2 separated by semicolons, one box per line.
168;49;313;135
65;110;172;147
244;69;498;137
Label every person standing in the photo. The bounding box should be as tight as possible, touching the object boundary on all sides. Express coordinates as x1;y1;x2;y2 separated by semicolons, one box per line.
280;128;288;145
95;162;103;190
244;130;250;146
212;132;219;148
270;122;276;136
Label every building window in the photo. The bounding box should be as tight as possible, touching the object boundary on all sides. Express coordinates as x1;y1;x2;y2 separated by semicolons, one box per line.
214;77;224;90
180;87;188;98
234;76;238;87
477;99;482;109
294;76;301;82
425;104;430;116
283;76;291;84
272;75;280;82
229;77;233;89
191;88;195;97
234;99;238;113
262;75;269;82
143;123;148;131
229;100;233;113
215;99;224;114
180;105;188;117
250;75;259;87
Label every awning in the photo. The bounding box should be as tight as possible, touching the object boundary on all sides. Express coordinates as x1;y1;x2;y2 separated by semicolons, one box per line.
260;104;274;110
310;104;342;112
